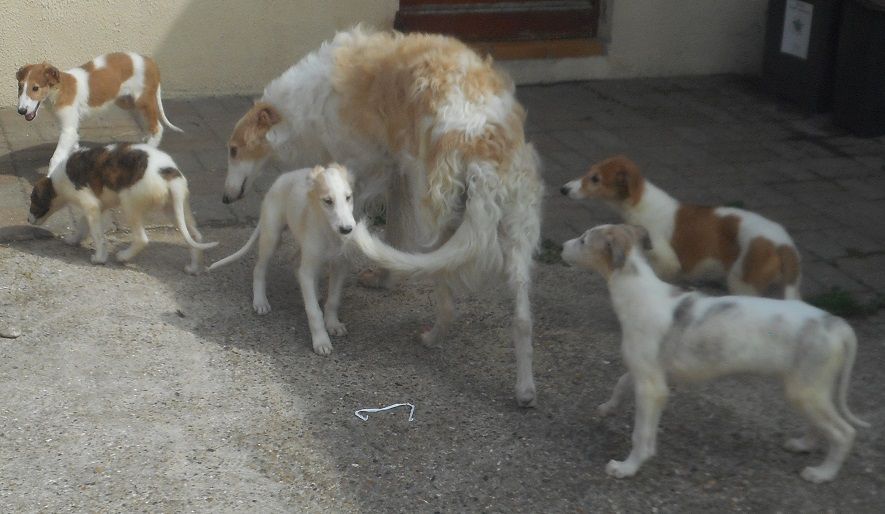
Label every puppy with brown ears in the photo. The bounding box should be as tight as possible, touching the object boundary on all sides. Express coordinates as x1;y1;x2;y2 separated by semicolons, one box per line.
15;53;182;173
29;144;217;273
209;164;356;356
562;224;868;483
561;156;802;299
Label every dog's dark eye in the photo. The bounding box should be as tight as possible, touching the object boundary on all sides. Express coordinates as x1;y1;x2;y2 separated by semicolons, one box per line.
229;146;238;159
345;195;352;201
323;197;333;205
590;175;600;184
31;85;38;92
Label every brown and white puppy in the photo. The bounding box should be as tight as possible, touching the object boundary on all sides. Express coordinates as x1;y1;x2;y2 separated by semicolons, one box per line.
16;53;183;174
561;155;801;299
562;224;868;483
29;143;216;273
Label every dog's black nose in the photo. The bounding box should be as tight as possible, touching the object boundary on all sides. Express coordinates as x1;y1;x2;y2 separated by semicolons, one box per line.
222;194;231;204
560;185;570;196
17;107;27;115
339;225;353;235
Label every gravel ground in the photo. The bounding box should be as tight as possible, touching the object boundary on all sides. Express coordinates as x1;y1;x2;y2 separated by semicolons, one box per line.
1;226;882;512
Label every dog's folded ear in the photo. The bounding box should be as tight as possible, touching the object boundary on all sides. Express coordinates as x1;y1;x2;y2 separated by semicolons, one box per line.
16;64;32;82
257;105;282;128
607;231;627;270
44;65;60;86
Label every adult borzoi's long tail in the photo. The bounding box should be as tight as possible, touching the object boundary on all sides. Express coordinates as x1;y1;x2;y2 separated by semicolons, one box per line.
349;164;504;280
208;226;260;271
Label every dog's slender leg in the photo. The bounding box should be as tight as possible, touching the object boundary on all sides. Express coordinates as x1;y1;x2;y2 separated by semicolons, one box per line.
598;372;633;416
420;277;454;348
298;251;333;355
252;212;284;315
115;208;149;262
784;429;821;453
84;206;108;264
49;108;80;173
64;213;89;246
183;202;205;275
323;256;349;337
606;372;668;478
507;241;537;408
138;94;163;147
787;380;855;483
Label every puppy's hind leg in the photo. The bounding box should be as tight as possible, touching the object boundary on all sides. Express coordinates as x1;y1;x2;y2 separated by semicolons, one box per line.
786;378;855;483
598;372;633;416
323;256;349;336
252;211;285;315
606;371;668;478
116;204;149;262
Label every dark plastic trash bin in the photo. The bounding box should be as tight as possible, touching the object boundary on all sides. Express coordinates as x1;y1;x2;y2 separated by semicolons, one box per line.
833;0;885;137
763;0;843;112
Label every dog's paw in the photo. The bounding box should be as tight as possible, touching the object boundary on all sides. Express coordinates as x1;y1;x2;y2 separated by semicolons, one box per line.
312;336;333;356
325;320;347;337
91;253;108;265
597;401;618;417
419;326;443;348
184;263;203;275
514;382;537;408
784;435;818;453
801;465;837;483
116;247;137;262
605;459;638;479
253;297;272;315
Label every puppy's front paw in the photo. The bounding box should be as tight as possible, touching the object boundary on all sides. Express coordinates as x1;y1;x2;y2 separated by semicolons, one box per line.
253;297;271;315
801;465;837;483
605;459;638;479
325;319;347;337
91;252;108;264
116;247;137;262
312;335;333;356
514;381;537;408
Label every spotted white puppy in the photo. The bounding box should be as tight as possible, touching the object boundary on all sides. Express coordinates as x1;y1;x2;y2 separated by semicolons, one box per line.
562;224;869;483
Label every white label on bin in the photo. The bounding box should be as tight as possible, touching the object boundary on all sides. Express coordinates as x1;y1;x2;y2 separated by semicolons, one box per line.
781;0;814;60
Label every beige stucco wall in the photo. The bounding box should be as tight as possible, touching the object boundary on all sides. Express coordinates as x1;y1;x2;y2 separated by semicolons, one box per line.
0;0;398;105
504;0;769;84
2;0;768;105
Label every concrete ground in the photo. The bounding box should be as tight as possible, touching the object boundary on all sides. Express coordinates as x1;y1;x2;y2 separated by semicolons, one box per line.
1;76;884;512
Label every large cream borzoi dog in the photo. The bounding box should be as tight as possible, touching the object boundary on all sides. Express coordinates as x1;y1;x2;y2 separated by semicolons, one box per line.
222;29;543;406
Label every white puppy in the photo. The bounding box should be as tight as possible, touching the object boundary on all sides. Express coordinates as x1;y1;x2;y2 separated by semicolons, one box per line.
209;164;355;356
28;143;216;273
562;224;869;483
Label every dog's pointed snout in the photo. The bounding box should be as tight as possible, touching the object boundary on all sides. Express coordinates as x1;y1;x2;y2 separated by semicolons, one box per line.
17;107;27;115
560;185;570;196
339;225;353;235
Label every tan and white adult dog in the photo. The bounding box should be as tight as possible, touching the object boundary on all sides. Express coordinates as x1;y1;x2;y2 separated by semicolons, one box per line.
16;53;183;173
209;164;356;355
561;156;801;299
28;143;216;272
562;224;868;483
222;28;543;406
